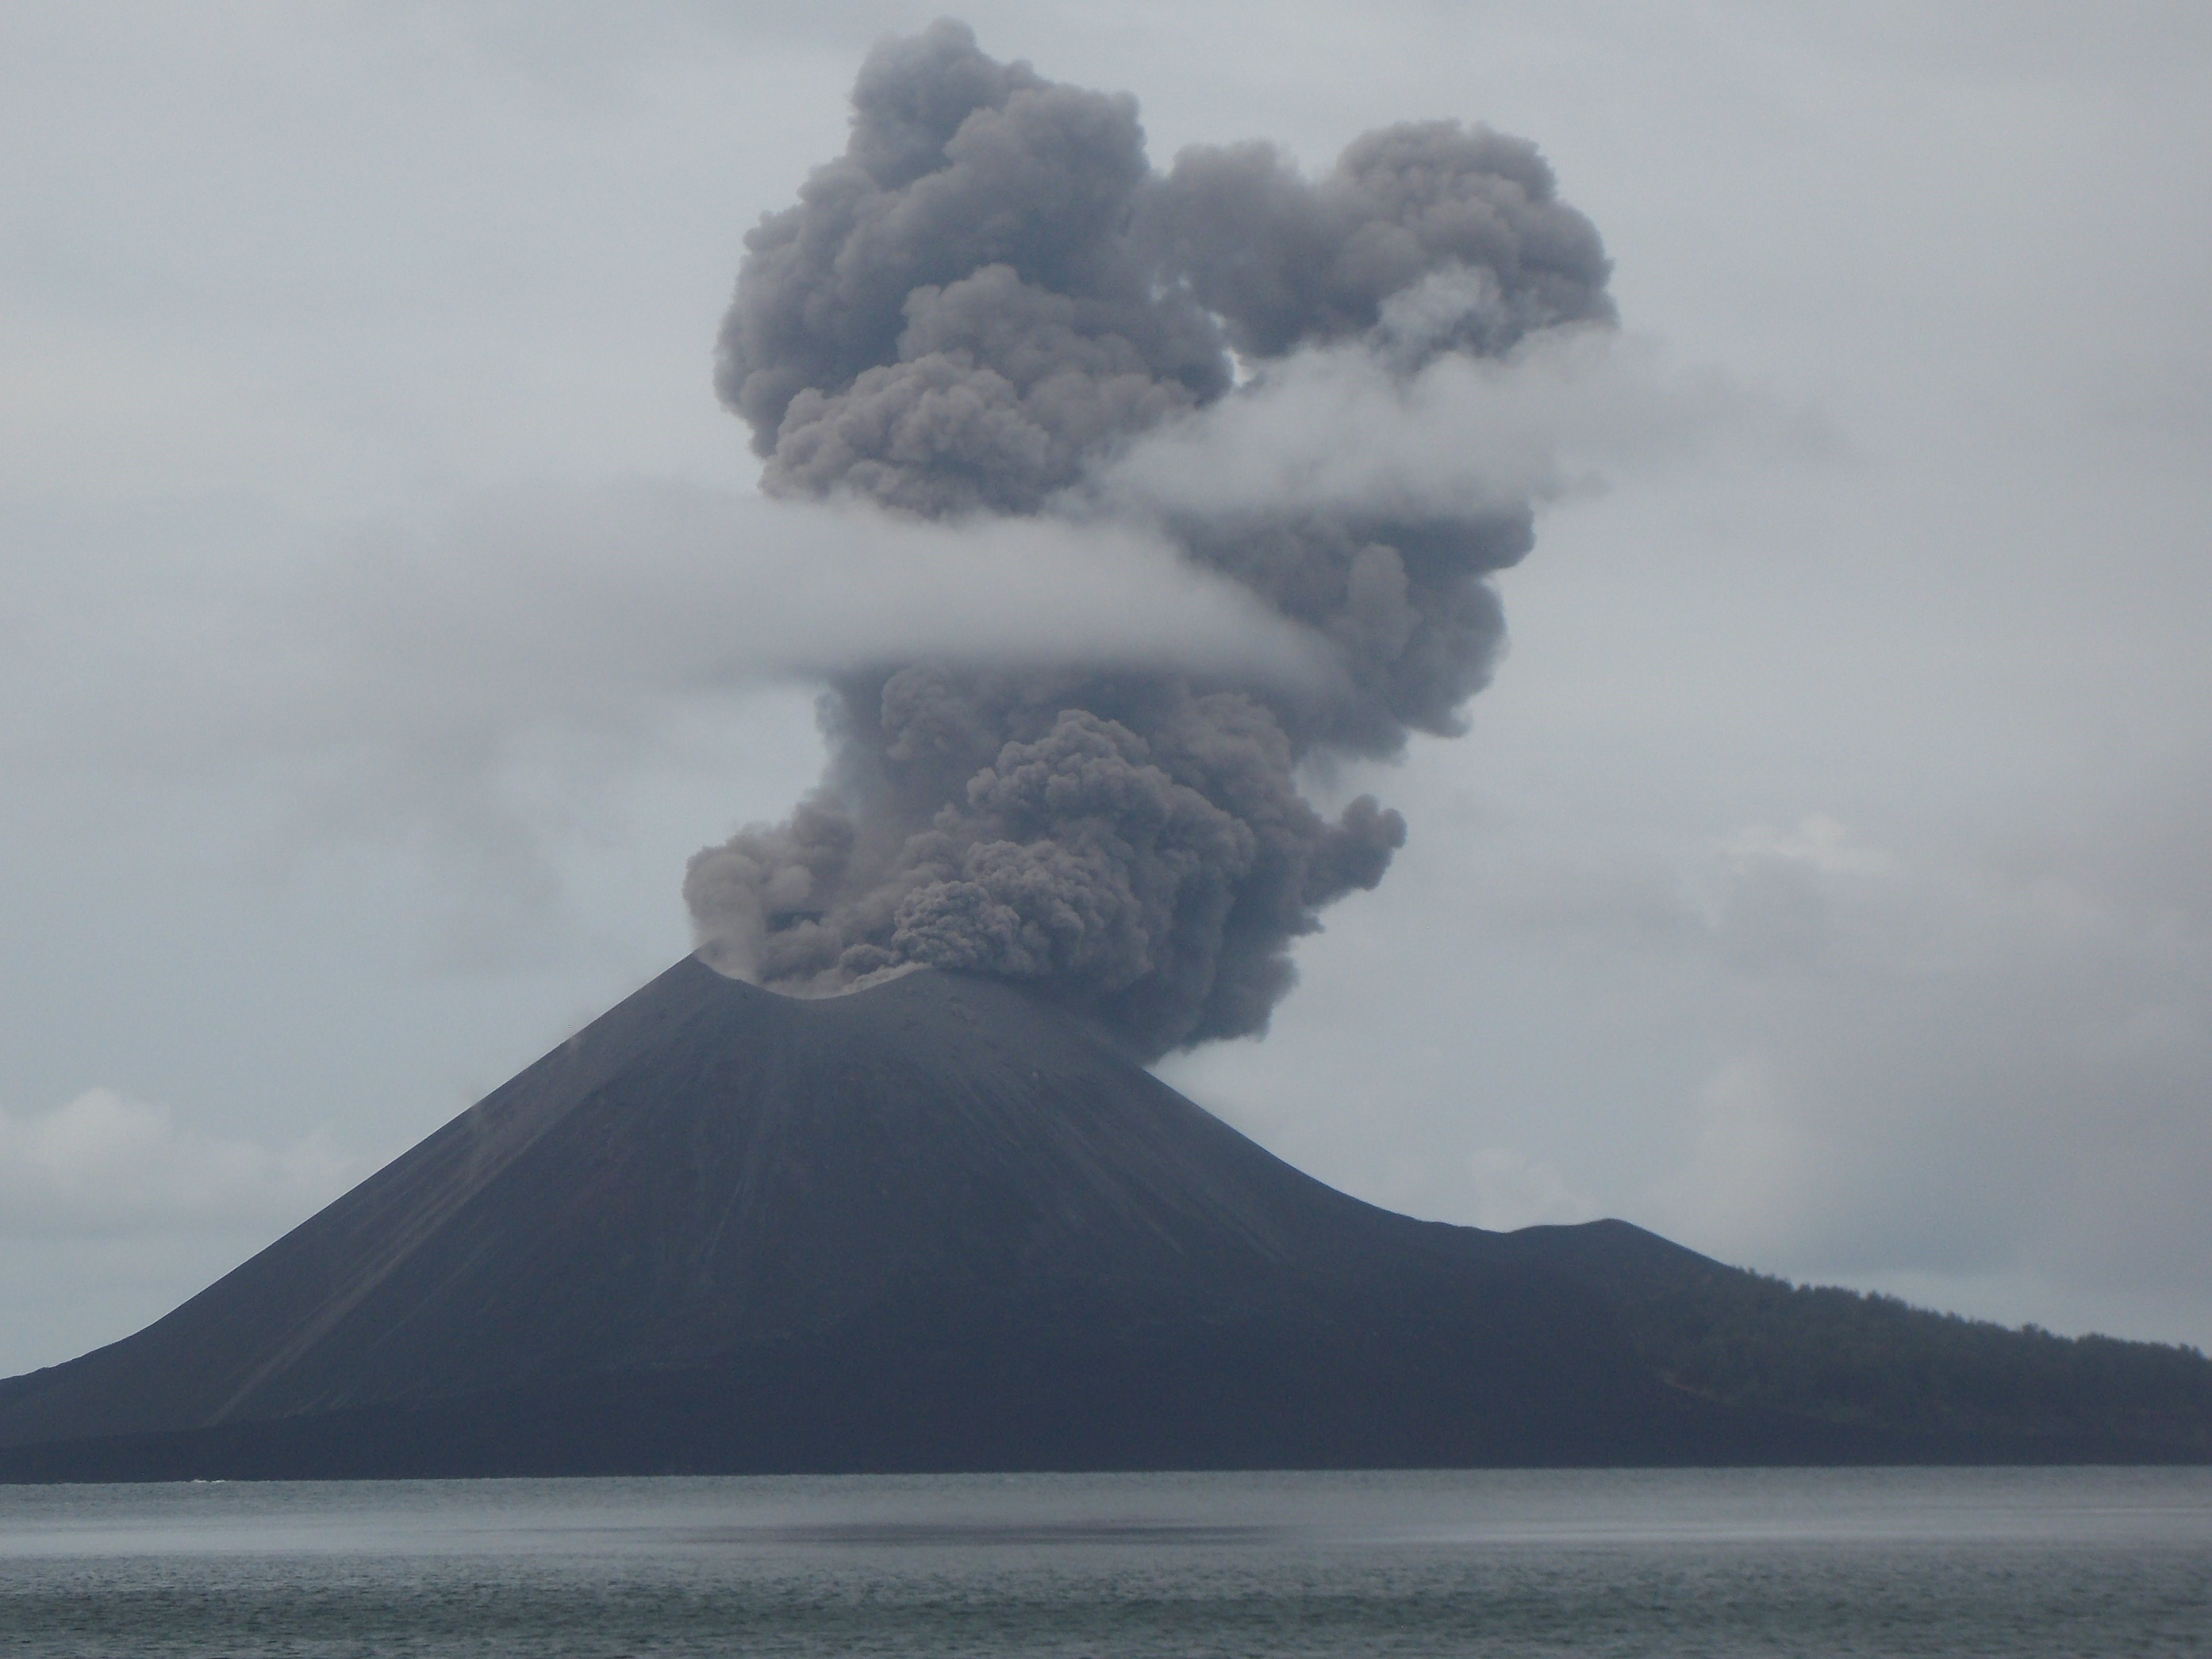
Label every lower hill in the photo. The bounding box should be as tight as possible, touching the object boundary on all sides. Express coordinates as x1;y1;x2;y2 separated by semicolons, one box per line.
0;958;2202;1479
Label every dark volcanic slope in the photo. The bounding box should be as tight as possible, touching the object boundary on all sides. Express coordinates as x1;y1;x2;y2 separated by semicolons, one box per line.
0;961;1627;1457
0;959;2203;1478
0;962;1397;1439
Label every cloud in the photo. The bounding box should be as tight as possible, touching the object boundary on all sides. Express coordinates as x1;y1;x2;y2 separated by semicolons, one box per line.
12;483;1331;768
0;1090;360;1238
1659;810;2212;1304
1089;322;1803;529
314;486;1334;705
2;482;1334;875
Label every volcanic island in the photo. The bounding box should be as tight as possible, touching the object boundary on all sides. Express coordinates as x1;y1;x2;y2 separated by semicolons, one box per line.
0;958;2203;1480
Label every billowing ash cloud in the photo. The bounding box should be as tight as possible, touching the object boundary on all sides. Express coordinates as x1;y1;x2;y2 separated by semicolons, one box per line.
688;19;1612;1058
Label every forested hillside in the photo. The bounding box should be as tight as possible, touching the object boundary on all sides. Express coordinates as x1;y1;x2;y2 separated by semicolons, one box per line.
1516;1221;2212;1458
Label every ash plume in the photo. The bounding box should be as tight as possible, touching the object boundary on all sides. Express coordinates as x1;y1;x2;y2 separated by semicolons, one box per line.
688;20;1612;1058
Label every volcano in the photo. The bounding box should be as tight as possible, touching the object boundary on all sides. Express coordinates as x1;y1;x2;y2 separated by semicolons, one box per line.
0;958;2204;1479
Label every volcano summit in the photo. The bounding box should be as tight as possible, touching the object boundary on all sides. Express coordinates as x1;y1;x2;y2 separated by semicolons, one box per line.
0;958;2205;1480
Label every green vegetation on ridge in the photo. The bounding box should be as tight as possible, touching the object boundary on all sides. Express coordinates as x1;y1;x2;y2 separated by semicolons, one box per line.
1628;1262;2212;1455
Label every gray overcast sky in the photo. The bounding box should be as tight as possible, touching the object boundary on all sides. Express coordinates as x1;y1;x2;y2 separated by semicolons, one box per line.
4;1;2210;1374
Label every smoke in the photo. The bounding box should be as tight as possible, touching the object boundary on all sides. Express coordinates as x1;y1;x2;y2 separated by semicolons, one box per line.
688;19;1614;1057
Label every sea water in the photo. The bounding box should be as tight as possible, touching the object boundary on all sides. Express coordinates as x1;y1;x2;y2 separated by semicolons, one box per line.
0;1467;2204;1655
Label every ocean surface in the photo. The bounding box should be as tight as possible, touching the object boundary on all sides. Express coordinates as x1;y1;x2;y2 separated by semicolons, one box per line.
0;1467;2204;1656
